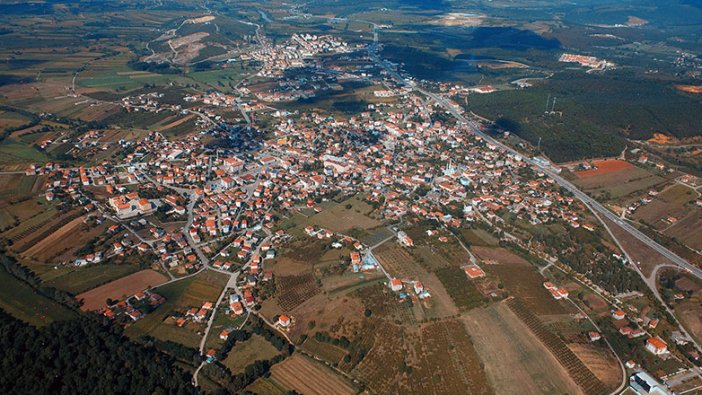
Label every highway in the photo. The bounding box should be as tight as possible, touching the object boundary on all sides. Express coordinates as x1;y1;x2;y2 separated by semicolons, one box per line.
368;43;702;280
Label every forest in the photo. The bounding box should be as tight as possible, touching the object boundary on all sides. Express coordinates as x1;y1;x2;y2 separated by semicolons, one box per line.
0;309;195;394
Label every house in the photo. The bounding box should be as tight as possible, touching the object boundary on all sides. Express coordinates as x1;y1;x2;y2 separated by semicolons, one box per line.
413;281;424;294
588;332;601;342
612;309;626;320
397;231;414;247
390;278;403;291
646;337;668;355
278;314;291;328
464;265;485;279
219;329;231;341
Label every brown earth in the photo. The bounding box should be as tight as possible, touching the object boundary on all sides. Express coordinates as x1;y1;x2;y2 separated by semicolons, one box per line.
77;270;168;311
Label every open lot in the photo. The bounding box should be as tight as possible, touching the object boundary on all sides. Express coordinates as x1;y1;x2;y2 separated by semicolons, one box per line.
44;264;141;295
573;164;666;200
76;269;168;311
270;354;356;395
575;160;633;178
223;334;281;374
463;302;584;395
303;196;381;233
475;247;567;315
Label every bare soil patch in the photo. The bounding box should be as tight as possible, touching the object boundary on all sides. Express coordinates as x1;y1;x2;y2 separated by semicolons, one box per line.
77;270;168;311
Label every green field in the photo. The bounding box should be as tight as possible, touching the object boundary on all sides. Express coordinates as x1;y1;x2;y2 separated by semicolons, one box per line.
0;269;76;326
44;264;141;294
223;334;281;374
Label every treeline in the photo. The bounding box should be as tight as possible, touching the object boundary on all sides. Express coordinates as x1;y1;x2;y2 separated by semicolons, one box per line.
142;336;201;367
128;59;181;75
0;309;195;394
0;105;40;142
0;246;80;309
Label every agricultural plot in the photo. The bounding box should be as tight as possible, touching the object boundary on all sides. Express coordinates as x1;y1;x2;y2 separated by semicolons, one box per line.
270;354;356;395
304;196;381;233
276;272;321;311
633;183;698;227
460;228;499;247
44;264;140;295
352;321;408;394
302;337;348;365
477;247;567;315
463;301;585;395
573;164;665;200
76;269;168;311
355;283;417;324
506;298;608;395
22;215;109;263
435;266;484;311
568;343;622;390
407;320;492;395
374;242;421;279
223;334;281;374
246;378;289;395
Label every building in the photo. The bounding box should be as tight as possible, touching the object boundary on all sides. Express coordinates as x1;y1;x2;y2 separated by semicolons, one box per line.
629;371;672;395
278;314;291;328
645;337;668;355
397;231;414;247
612;309;626;320
464;265;485;279
390;278;403;291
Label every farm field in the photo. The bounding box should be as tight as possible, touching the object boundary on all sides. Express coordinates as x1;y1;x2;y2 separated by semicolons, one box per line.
44;264;141;294
76;269;168;311
574;160;633;178
568;343;622;390
374;242;421;279
463;301;584;395
435;266;484;311
21;215;109;263
246;378;289;395
633;184;698;227
275;272;321;312
407;320;493;394
572;163;665;200
304;196;381;233
476;247;567;315
0;269;76;326
460;228;500;247
302;337;348;364
270;354;356;395
223;334;281;374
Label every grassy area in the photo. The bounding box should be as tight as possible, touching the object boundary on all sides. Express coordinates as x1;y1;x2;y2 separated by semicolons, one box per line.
0;269;75;326
43;264;141;294
223;334;281;374
303;195;381;233
0;139;48;166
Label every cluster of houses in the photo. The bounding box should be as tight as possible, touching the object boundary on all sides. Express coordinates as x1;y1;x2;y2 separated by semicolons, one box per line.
103;290;166;322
